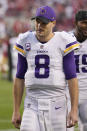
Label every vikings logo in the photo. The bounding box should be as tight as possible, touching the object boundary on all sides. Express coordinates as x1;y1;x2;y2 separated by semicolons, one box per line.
40;8;46;15
40;45;44;49
25;43;31;51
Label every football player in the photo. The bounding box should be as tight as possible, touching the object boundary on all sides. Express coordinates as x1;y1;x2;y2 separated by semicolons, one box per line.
67;10;87;131
12;6;79;131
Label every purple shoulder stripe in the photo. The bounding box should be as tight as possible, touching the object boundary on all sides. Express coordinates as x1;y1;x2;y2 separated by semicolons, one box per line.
16;43;24;49
66;41;77;48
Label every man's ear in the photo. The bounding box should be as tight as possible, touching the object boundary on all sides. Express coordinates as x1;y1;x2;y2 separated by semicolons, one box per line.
52;20;56;27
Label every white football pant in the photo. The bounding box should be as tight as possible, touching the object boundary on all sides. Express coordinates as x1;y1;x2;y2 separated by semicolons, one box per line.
78;99;87;131
20;96;67;131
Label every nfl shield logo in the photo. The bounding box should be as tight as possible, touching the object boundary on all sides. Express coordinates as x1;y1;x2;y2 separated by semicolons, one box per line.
25;43;31;51
40;45;44;49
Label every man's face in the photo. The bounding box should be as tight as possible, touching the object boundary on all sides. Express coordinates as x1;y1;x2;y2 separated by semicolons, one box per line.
76;20;87;37
35;18;55;38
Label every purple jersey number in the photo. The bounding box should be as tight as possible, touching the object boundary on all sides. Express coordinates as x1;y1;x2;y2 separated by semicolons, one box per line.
82;54;87;73
75;55;80;73
75;54;87;73
35;54;50;78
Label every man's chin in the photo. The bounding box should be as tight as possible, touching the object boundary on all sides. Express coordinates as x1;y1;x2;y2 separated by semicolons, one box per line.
37;32;44;37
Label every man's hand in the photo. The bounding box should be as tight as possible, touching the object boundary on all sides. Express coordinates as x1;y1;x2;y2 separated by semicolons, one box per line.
12;112;21;129
67;110;78;128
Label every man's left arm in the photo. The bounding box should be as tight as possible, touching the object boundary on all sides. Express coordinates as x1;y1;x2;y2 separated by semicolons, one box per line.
67;78;78;128
63;51;79;127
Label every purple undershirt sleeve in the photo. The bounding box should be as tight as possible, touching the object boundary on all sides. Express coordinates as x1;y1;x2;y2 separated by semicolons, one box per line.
63;51;77;80
16;53;28;79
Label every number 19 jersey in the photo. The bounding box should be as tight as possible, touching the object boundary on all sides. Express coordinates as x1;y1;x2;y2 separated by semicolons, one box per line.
75;39;87;92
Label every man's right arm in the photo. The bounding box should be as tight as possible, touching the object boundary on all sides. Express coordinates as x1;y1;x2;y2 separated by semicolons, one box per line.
12;40;28;128
12;77;24;129
12;53;27;114
13;77;24;113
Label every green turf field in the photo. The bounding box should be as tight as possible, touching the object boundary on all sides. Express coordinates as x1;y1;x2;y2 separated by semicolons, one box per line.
0;76;79;131
0;76;24;131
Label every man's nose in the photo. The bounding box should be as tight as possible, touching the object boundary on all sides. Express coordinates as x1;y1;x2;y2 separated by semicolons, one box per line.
82;23;87;28
38;22;43;27
38;23;41;27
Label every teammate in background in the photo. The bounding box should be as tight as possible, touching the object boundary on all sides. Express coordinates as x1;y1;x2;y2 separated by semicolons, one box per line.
0;17;8;79
67;10;87;131
11;6;79;131
8;20;30;81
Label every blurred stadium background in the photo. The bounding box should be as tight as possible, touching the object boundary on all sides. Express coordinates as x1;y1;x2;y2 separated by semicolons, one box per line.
0;0;87;130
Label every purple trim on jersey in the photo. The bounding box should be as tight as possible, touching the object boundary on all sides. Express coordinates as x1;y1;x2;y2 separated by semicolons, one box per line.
66;41;77;48
16;53;27;79
16;43;24;49
63;51;77;80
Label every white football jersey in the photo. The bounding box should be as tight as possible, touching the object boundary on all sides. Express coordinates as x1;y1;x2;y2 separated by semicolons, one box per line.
66;31;87;99
75;39;87;88
14;31;79;98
